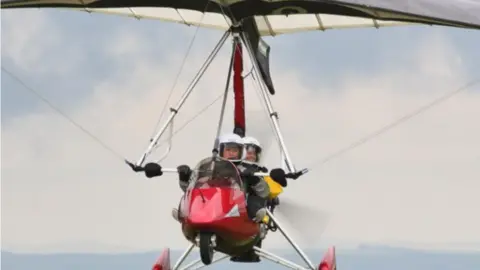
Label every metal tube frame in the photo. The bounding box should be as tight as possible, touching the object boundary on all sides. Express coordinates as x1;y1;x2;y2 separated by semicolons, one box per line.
213;36;238;152
133;28;299;174
173;243;195;270
153;116;174;163
170;211;319;270
135;30;231;166
172;243;229;270
171;242;315;270
240;32;297;173
136;26;319;270
254;246;309;270
184;255;228;270
266;208;316;270
178;258;202;270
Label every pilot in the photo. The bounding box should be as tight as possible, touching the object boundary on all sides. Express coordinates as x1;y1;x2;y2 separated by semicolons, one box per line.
241;136;288;188
237;136;270;221
229;135;270;263
176;133;272;221
243;136;262;164
176;132;244;192
231;135;289;263
217;133;244;163
169;133;244;223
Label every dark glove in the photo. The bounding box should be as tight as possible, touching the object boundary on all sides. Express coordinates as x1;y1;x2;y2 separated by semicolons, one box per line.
240;166;256;177
246;163;268;173
240;166;260;186
177;165;191;182
245;175;261;186
257;165;268;173
270;168;287;187
144;163;163;178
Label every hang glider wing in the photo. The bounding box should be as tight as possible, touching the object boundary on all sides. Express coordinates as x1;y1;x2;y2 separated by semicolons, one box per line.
1;0;479;36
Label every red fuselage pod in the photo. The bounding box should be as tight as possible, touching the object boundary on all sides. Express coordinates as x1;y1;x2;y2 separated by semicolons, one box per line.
179;157;261;255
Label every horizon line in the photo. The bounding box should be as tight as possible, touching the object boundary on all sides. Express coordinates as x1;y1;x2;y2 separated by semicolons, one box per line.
3;243;480;255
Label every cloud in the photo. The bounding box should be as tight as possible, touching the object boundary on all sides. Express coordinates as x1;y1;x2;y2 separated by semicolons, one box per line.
0;9;88;77
1;10;480;253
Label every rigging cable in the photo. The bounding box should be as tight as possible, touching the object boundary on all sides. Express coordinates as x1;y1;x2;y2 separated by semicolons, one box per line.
167;0;480;173
149;0;214;138
213;3;480;175
152;70;255;150
305;76;480;172
4;58;478;174
216;0;480;172
152;92;224;150
1;65;230;163
1;66;125;161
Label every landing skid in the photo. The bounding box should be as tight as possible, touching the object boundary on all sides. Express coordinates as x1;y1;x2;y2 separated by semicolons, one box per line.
127;25;297;174
153;210;337;270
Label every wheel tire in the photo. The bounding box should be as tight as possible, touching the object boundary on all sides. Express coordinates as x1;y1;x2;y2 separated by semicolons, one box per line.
199;233;214;265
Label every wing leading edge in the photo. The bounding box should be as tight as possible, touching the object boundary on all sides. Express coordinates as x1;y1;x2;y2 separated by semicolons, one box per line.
1;0;479;36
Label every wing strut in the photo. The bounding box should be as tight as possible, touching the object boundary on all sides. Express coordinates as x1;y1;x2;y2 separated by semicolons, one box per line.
213;35;236;152
127;26;299;174
126;30;230;169
240;31;296;173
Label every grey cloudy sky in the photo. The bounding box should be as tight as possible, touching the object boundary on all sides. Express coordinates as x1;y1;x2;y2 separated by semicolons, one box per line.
1;8;480;253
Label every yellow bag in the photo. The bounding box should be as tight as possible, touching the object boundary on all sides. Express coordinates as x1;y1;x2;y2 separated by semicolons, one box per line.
260;176;283;224
264;176;283;200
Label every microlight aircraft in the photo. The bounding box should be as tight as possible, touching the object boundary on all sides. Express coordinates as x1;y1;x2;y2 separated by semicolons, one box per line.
2;0;480;269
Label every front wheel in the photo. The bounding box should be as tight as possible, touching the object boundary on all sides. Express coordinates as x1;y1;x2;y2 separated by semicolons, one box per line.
199;233;214;265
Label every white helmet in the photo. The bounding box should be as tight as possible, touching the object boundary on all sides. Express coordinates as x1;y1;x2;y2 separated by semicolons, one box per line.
218;133;244;163
242;136;262;164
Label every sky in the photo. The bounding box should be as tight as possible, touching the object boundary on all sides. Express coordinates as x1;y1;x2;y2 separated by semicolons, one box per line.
1;8;480;254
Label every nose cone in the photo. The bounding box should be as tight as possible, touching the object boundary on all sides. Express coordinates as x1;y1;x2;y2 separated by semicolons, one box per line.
186;191;225;225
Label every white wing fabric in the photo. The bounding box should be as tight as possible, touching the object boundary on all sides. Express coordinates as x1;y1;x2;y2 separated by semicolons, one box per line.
2;0;479;37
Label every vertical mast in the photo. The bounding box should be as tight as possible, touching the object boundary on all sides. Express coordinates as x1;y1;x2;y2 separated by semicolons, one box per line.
232;35;246;138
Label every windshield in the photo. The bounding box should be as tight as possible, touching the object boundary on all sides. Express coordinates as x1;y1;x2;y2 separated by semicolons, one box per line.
188;156;243;190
